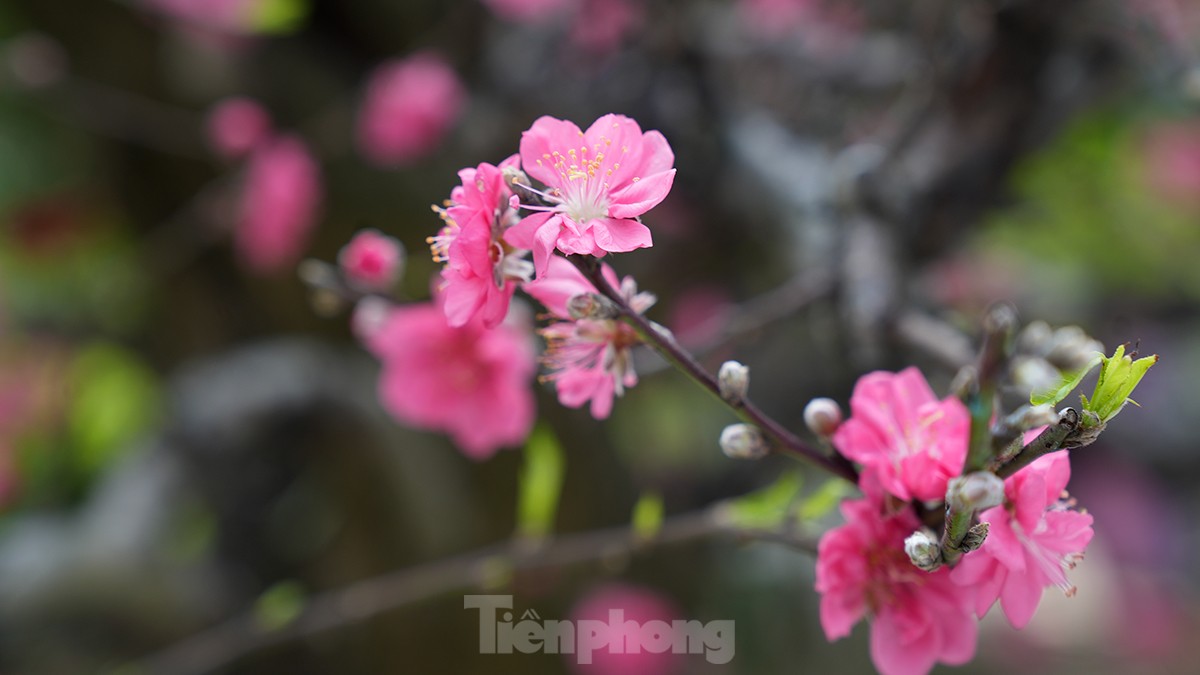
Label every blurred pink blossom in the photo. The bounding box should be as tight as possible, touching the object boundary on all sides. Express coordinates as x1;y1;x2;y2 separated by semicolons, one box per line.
432;155;534;328
739;0;818;35
831;367;969;502
1127;0;1200;54
951;451;1094;629
235;135;322;275
359;298;536;459
506;114;675;277
816;494;978;675
339;229;404;292
143;0;258;32
567;583;683;675
523;256;652;419
567;0;644;55
357;53;466;168
1141;121;1200;208
738;0;863;53
206;97;271;159
482;0;643;55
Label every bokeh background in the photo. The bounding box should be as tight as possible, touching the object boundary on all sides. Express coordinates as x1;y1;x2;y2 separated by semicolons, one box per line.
0;0;1198;673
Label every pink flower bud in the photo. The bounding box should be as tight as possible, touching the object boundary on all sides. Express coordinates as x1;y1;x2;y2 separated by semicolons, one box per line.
339;229;404;292
235;135;322;275
357;53;465;167
803;397;842;437
946;472;1006;513
207;97;271;159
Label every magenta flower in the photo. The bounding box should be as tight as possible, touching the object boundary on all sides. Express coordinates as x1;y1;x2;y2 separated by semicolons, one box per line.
235;135;322;275
430;156;534;328
357;53;466;168
567;583;684;675
831;367;969;502
206;97;271;159
523;256;653;419
505;114;675;277
359;298;536;459
816;496;978;675
339;229;404;292
950;450;1094;629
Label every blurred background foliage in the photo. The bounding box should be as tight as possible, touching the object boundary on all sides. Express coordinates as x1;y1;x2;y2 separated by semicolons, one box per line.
0;0;1197;674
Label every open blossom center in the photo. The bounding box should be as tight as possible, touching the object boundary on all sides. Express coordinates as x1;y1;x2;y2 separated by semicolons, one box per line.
540;138;628;223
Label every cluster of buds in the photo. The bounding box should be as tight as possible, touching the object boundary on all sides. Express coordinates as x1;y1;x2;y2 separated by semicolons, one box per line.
809;306;1156;675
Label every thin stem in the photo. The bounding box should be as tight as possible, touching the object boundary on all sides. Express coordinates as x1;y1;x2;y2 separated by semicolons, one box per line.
123;504;815;675
939;502;975;567
567;256;859;484
996;408;1080;479
964;304;1016;472
638;267;835;375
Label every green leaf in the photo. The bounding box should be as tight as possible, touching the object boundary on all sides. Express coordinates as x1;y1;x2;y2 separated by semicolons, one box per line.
248;0;309;34
1030;354;1102;406
797;478;853;522
631;491;664;540
1082;344;1158;424
68;343;161;480
254;581;306;631
516;425;565;540
723;471;803;530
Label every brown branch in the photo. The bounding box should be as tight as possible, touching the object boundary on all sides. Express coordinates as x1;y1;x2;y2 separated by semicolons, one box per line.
569;256;859;484
124;503;813;675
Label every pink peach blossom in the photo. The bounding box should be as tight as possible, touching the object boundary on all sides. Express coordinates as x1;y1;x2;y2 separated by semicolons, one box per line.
831;367;969;502
950;451;1094;629
360;298;536;459
235;135;322;274
567;583;683;675
430;155;534;328
357;53;466;167
816;495;978;675
505;114;675;277
207;97;271;158
523;255;652;419
339;229;404;291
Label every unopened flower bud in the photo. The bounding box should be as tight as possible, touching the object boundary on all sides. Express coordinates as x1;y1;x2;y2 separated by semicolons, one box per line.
946;471;1006;512
351;296;393;341
502;166;541;205
566;293;618;320
339;229;405;292
717;361;750;400
1017;320;1053;353
501;165;530;188
803;398;843;437
904;529;942;572
961;522;990;552
1015;403;1058;430
720;423;768;460
1011;356;1060;394
1044;326;1104;372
